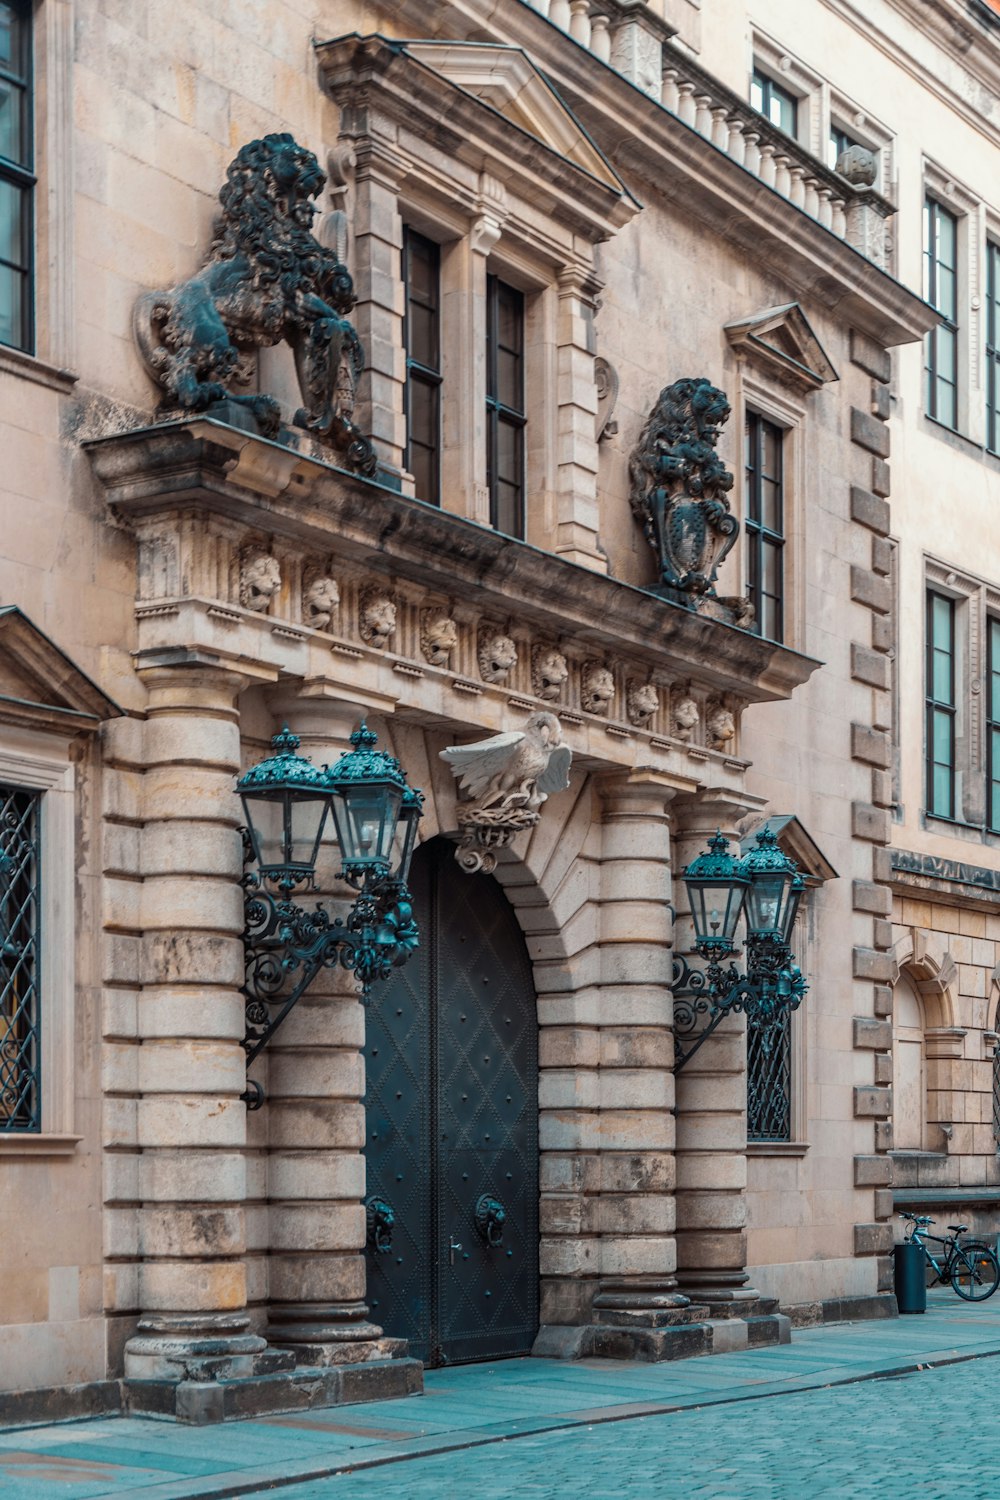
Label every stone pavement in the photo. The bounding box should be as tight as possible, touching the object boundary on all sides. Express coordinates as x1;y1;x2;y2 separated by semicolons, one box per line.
4;1291;1000;1500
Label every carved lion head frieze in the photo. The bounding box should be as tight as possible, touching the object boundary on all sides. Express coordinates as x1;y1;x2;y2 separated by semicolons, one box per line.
478;629;518;684
359;587;397;649
581;661;615;716
671;688;700;742
707;700;737;751
240;548;281;613
302;571;339;630
532;646;569;703
626;680;659;728
421;610;459;667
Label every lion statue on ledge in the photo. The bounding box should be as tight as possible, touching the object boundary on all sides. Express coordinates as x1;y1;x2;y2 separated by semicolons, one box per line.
133;133;377;476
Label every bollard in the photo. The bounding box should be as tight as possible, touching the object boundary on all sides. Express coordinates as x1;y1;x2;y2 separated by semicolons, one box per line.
894;1240;927;1314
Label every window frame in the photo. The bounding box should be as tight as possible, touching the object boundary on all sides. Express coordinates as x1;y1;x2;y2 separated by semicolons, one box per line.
925;588;957;821
750;66;799;140
0;737;76;1153
402;226;443;507
485;271;527;540
744;409;786;645
924;195;960;432
987;238;1000;457
988;615;1000;833
0;0;35;355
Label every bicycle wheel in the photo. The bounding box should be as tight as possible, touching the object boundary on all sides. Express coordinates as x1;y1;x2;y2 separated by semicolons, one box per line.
951;1243;1000;1301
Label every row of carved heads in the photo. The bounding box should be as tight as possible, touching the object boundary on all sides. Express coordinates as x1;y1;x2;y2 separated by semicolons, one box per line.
239;549;736;745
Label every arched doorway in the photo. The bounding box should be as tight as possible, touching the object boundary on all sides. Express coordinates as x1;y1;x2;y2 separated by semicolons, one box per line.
893;973;927;1150
363;836;539;1366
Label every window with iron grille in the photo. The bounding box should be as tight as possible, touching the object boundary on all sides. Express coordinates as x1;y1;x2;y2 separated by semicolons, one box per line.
0;784;40;1131
750;69;798;138
988;617;1000;833
402;228;442;506
923;197;959;430
747;1010;792;1142
987;240;1000;456
744;411;785;643
0;0;34;352
993;998;1000;1150
926;590;956;820
485;274;526;539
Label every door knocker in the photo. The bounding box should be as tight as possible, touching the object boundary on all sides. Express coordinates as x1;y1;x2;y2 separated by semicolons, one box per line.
474;1193;506;1248
366;1196;395;1254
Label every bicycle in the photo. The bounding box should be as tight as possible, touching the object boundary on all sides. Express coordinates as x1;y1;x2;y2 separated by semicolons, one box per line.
899;1212;1000;1301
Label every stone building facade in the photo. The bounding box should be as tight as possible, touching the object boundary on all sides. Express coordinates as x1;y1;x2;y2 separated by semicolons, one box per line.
0;0;997;1421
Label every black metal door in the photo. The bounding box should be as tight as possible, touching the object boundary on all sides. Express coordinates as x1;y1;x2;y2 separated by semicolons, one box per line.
364;837;538;1366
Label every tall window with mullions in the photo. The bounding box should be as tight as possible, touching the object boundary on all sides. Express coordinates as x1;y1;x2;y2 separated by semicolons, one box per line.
0;1;33;353
987;241;1000;456
0;784;40;1131
926;590;956;820
988;618;1000;832
486;274;526;538
402;229;442;506
924;197;959;430
744;411;785;643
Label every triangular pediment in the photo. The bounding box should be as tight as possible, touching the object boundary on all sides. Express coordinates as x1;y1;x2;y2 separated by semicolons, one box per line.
741;813;838;886
725;303;839;390
403;41;630;196
0;607;122;733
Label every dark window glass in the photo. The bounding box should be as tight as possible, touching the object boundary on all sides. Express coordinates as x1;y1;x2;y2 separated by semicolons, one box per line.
988;618;1000;832
924;198;959;431
925;590;956;819
0;784;41;1132
402;228;442;506
744;411;785;643
486;274;525;538
0;0;32;353
750;68;798;137
747;1010;792;1143
987;241;1000;455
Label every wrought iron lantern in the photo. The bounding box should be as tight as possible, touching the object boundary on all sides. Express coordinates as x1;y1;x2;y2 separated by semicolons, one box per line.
237;723;423;1108
673;826;808;1069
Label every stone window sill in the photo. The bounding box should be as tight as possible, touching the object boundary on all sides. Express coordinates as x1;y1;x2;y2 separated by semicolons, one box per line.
0;1133;82;1156
747;1141;810;1156
0;343;78;394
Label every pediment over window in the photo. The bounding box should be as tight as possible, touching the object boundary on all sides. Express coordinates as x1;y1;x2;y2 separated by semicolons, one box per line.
742;813;838;886
316;33;640;240
0;607;122;733
724;304;838;391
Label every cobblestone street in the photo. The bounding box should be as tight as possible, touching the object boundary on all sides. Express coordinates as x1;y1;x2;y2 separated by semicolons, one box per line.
4;1294;1000;1499
288;1357;998;1499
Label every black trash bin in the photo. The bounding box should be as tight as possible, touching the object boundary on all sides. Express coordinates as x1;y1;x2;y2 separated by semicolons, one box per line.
894;1240;927;1313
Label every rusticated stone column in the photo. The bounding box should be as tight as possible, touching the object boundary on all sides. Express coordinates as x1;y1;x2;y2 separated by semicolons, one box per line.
124;666;266;1381
262;699;402;1366
586;775;693;1347
672;792;759;1312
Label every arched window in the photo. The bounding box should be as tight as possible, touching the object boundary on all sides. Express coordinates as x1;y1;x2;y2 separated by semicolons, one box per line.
893;974;927;1150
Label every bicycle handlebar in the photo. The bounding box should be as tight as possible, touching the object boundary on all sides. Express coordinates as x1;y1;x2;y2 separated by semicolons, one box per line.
899;1212;934;1225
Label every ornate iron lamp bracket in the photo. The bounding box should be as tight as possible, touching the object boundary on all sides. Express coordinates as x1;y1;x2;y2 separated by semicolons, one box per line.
672;941;808;1072
240;865;418;1109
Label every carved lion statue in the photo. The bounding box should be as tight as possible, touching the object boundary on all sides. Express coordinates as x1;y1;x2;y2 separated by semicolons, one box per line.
628;377;738;601
707;702;737;750
133;133;376;475
533;647;569;703
672;691;700;742
626;681;659;728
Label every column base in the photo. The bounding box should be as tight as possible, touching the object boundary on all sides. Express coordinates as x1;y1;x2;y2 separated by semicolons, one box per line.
532;1306;790;1363
123;1313;274;1382
124;1356;424;1424
265;1302;408;1366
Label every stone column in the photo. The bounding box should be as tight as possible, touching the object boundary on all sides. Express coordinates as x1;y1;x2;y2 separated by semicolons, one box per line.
586;776;696;1353
262;700;404;1368
553;264;606;573
671;792;758;1312
124;667;266;1382
350;143;406;479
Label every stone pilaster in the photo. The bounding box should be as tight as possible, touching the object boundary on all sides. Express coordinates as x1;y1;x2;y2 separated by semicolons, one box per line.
350;143;406;480
672;793;760;1313
261;700;402;1367
553;263;607;573
123;667;266;1382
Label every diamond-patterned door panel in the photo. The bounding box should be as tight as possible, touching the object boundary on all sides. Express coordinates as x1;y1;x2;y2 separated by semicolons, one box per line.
363;838;538;1367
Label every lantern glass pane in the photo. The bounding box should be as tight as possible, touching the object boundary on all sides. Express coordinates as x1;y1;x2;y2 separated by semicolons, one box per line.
780;880;804;945
746;871;789;937
689;879;745;947
242;793;285;872
289;795;330;871
392;802;420;883
338;784;402;869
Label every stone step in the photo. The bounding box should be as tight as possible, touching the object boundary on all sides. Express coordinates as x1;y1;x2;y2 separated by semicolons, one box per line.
124;1356;423;1425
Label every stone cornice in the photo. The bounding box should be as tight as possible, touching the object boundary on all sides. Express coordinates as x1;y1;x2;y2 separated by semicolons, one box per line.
381;0;938;347
86;419;820;707
315;33;639;243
